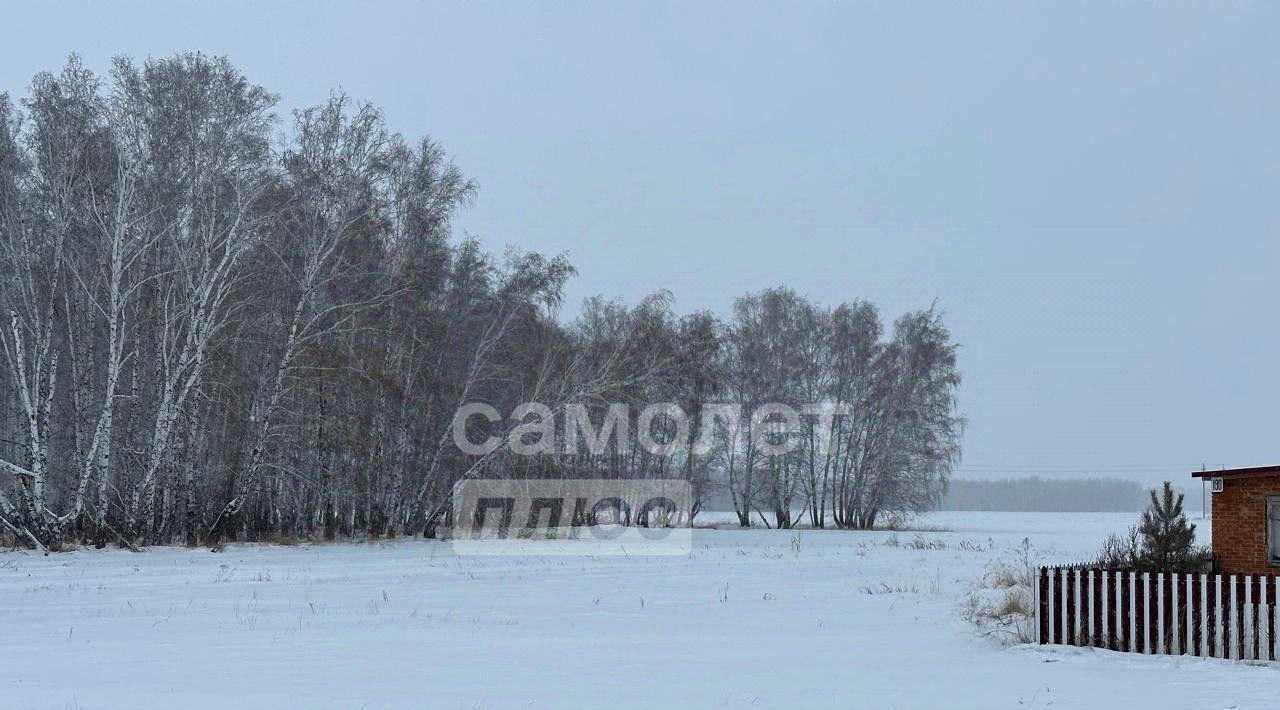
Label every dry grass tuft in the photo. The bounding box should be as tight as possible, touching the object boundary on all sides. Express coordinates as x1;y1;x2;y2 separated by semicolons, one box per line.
960;537;1038;645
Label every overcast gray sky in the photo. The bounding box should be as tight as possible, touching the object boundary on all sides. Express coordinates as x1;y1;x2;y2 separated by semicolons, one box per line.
4;1;1277;485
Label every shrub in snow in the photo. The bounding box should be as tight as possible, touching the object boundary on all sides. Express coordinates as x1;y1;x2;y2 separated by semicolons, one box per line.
961;537;1037;645
905;534;946;550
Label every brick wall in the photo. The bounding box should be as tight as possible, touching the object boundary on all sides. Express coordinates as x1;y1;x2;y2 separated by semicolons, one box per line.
1211;474;1280;575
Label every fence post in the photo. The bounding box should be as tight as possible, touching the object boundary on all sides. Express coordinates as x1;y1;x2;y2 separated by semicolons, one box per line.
1258;577;1267;661
1179;573;1190;656
1272;579;1279;662
1077;568;1085;645
1208;575;1218;660
1187;575;1198;660
1134;571;1145;653
1230;575;1239;660
1237;575;1244;660
1037;567;1048;644
1065;568;1076;646
1084;568;1093;646
1265;576;1274;661
1121;570;1132;652
1095;570;1105;647
1246;576;1256;660
1110;569;1121;651
1156;571;1166;654
1102;570;1112;650
1055;567;1064;645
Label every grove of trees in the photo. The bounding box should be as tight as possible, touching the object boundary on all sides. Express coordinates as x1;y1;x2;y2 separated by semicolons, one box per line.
0;54;962;550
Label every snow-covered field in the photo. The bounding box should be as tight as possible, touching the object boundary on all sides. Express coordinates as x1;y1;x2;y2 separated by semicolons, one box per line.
3;512;1272;709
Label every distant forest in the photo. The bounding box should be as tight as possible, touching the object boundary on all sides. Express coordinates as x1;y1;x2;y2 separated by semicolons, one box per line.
940;477;1206;513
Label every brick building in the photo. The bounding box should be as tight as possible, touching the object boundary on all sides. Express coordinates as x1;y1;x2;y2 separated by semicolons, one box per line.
1193;465;1280;575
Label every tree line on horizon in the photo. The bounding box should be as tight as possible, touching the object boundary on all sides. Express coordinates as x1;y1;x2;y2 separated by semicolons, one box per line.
940;476;1205;513
0;54;962;550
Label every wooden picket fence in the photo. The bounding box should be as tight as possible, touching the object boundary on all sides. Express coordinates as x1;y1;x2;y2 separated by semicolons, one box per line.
1037;566;1280;661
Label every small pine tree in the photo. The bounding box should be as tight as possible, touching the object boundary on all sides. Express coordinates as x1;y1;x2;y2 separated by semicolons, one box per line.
1137;481;1198;571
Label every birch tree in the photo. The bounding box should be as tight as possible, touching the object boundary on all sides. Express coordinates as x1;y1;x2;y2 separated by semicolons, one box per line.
112;55;275;541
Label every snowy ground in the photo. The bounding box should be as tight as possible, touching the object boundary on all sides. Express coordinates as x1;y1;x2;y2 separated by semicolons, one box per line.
2;511;1273;709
